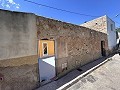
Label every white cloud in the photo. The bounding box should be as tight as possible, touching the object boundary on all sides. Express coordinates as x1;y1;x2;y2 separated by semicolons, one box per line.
7;0;15;4
16;6;19;9
8;0;14;3
0;0;20;9
6;4;10;8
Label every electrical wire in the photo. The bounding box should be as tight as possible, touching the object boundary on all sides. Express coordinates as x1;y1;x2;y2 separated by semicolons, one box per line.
24;0;120;27
24;0;99;18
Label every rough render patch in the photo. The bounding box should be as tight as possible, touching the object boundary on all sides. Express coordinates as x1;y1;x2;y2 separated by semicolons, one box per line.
0;64;39;90
0;55;38;67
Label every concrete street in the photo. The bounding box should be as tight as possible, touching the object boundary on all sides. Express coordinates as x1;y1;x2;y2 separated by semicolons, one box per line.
67;54;120;90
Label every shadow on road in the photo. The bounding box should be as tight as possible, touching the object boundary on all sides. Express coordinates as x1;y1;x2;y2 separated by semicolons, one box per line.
36;53;115;90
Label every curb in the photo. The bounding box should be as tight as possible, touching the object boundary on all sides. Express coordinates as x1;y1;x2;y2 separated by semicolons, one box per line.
57;57;112;90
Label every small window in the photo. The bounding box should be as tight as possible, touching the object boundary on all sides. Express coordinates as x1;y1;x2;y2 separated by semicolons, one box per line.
111;24;113;31
42;42;48;56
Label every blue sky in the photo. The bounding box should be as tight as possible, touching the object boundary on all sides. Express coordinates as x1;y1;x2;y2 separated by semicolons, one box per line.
0;0;120;27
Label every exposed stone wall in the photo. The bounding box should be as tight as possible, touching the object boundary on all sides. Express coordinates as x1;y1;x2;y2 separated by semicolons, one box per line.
80;15;117;52
80;15;107;34
36;16;108;77
0;10;39;90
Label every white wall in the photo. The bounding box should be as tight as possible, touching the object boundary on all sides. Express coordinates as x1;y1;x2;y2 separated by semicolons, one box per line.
117;32;120;44
107;17;117;50
39;57;55;82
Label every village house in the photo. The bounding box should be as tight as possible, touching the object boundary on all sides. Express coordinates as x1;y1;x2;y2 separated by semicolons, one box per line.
80;15;117;53
0;9;116;90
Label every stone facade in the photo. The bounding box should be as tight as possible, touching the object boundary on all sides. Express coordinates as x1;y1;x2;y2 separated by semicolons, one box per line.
36;16;108;77
80;15;107;34
80;15;117;51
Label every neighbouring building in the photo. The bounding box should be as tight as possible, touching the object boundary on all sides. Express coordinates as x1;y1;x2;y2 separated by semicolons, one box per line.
80;15;117;53
0;9;115;90
116;28;120;44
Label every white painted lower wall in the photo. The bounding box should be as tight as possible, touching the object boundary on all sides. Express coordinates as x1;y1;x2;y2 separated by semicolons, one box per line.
39;57;55;82
107;17;117;50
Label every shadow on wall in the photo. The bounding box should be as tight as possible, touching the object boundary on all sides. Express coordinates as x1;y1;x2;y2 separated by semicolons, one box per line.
39;57;55;82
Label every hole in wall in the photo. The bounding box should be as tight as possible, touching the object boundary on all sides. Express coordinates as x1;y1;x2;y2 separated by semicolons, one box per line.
0;77;3;81
0;73;4;81
41;38;49;40
77;68;83;72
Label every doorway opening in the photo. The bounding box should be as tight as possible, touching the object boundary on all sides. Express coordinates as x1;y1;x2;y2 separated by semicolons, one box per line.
38;39;56;83
101;41;106;56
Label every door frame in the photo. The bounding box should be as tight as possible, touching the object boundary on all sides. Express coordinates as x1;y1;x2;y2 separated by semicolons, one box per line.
101;41;106;56
38;39;57;82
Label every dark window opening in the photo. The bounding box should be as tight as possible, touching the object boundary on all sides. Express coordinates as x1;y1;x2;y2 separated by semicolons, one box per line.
111;24;113;31
43;43;48;56
101;41;106;56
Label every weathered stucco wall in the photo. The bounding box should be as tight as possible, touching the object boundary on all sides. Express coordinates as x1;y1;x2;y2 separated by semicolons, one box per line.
0;10;37;61
0;10;39;90
36;16;108;77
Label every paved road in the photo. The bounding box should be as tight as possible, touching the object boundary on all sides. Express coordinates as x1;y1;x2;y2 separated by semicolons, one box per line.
67;54;120;90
